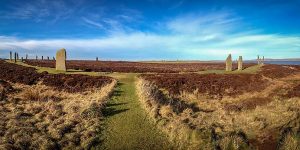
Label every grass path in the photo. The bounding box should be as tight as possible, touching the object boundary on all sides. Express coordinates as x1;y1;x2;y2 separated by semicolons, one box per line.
7;61;172;149
9;60;261;149
96;73;173;150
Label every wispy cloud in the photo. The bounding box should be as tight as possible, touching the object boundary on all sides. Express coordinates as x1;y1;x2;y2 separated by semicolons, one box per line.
82;17;104;29
168;0;185;9
1;31;299;60
0;0;82;23
166;11;241;35
81;7;142;34
1;11;300;60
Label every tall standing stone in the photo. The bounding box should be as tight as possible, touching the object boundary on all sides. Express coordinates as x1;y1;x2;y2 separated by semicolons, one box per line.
42;56;43;60
16;53;19;60
238;56;243;71
257;55;261;65
56;48;67;71
47;56;49;60
9;51;12;61
225;54;233;71
262;56;265;65
36;55;38;60
53;57;55;60
14;52;17;63
26;54;28;60
96;57;98;61
21;57;23;62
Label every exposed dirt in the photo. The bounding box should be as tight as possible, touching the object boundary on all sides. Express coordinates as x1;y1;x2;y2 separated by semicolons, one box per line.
0;60;113;92
140;73;268;99
24;60;256;73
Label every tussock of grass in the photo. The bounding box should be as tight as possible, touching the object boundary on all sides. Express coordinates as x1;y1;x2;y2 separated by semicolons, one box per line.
278;130;300;150
0;80;116;149
136;78;212;149
136;73;300;149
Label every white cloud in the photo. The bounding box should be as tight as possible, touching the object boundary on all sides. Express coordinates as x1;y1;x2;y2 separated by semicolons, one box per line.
82;17;104;29
1;30;299;60
166;11;240;35
0;0;82;23
0;11;300;60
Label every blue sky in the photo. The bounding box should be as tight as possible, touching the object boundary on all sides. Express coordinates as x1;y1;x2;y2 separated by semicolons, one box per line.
0;0;300;60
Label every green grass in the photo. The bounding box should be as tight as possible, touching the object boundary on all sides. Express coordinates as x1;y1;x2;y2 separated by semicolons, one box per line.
96;74;173;149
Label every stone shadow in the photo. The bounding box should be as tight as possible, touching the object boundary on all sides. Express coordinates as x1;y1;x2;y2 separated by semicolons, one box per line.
102;107;129;117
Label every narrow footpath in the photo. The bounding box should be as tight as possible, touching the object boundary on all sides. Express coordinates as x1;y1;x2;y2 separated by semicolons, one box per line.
98;73;173;150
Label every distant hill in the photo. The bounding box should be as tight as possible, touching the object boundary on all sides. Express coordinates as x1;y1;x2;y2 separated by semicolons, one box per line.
263;58;300;61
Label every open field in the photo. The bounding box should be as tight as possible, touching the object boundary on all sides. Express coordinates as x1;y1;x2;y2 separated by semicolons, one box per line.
2;0;300;149
0;60;113;92
137;64;300;149
24;60;256;73
1;59;300;150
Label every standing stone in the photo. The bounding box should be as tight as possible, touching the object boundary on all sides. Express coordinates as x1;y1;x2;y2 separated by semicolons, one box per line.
96;57;98;61
14;52;17;63
36;55;38;60
257;55;261;65
26;54;28;60
238;56;243;71
262;56;265;65
42;56;44;60
21;57;23;62
56;48;67;71
47;56;49;60
53;57;55;60
9;51;12;61
16;53;19;60
225;54;232;71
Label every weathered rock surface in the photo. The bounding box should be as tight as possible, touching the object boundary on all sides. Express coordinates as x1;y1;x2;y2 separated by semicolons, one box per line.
238;56;243;71
226;54;232;71
56;48;67;71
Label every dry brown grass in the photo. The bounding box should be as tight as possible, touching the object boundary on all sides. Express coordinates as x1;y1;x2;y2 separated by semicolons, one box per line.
278;129;300;150
0;79;116;149
136;78;212;149
136;72;300;149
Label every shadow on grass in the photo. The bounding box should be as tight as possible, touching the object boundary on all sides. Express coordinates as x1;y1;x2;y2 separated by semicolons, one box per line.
102;107;129;117
101;82;128;117
112;90;123;96
106;102;128;107
111;82;124;97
